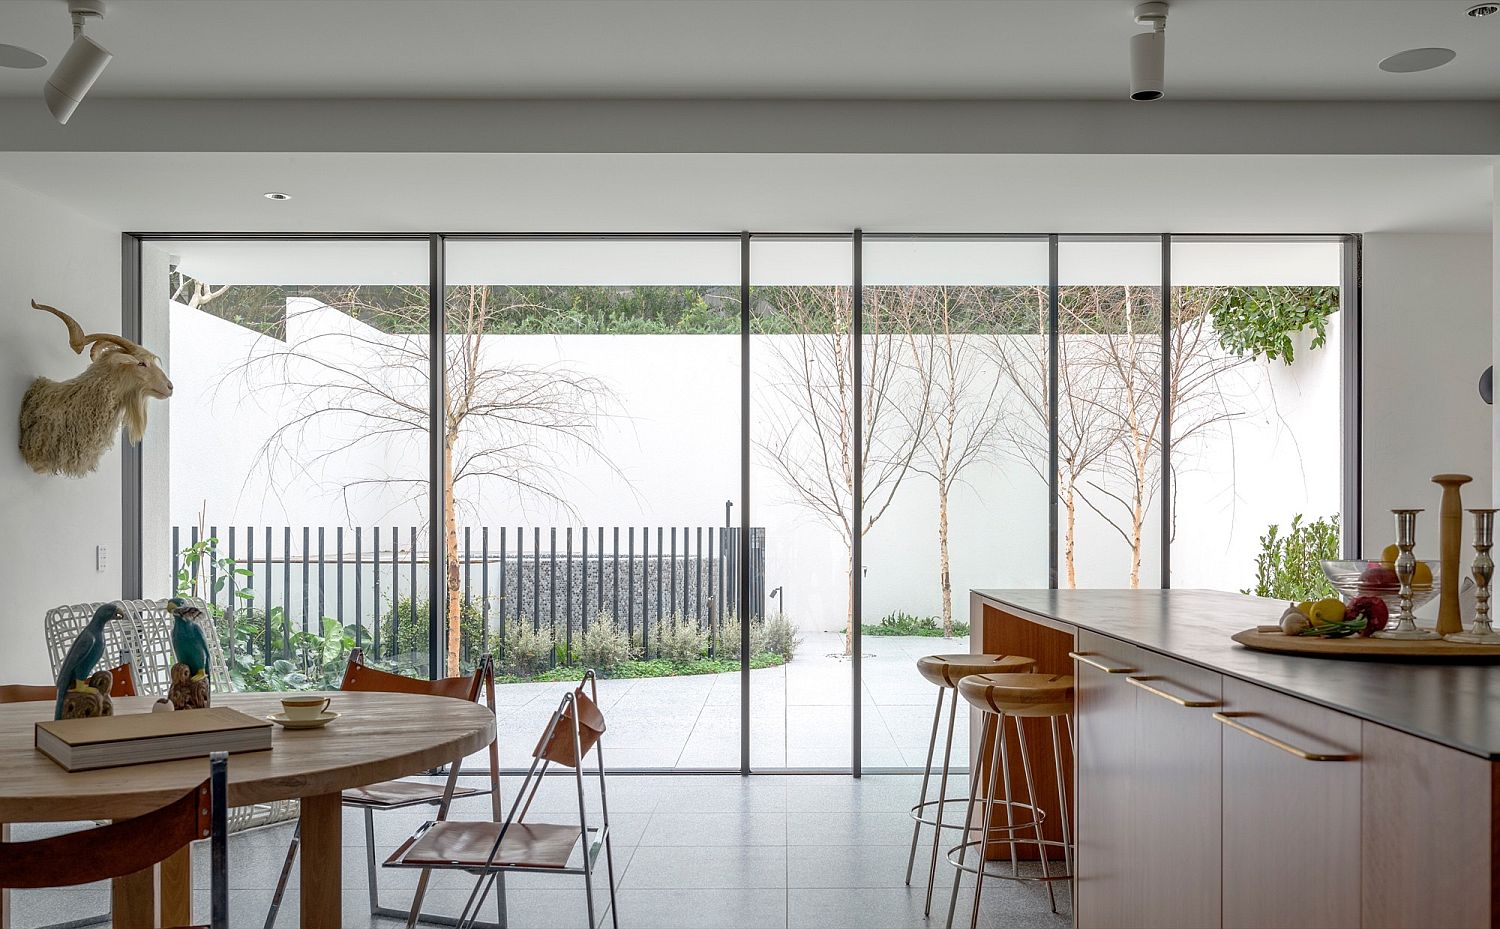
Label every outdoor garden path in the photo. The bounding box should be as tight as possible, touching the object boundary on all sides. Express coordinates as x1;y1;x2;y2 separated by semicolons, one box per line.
480;631;970;770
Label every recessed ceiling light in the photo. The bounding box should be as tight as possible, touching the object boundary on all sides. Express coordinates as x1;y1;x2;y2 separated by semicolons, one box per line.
0;44;47;69
1466;3;1498;17
1378;47;1457;73
263;191;291;201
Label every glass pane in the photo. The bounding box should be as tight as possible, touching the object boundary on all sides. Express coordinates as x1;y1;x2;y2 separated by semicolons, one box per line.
445;237;743;771
140;239;433;686
750;236;854;770
1169;238;1344;593
861;237;1051;768
1057;238;1164;589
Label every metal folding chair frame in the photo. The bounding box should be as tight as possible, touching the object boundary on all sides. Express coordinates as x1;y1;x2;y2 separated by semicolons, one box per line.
388;670;620;929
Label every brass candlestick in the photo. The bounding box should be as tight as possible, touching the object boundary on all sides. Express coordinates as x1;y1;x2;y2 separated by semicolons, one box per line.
1376;508;1440;640
1448;508;1500;645
1433;473;1473;636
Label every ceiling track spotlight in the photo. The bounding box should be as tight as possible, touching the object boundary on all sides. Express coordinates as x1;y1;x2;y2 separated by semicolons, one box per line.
1130;1;1168;101
46;0;112;125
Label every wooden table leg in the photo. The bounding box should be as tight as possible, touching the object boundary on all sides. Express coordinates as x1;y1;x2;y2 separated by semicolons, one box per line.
159;844;192;927
300;792;343;928
1;823;10;929
111;864;156;929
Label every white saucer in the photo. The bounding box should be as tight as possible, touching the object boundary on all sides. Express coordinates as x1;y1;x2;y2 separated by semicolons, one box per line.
267;711;340;730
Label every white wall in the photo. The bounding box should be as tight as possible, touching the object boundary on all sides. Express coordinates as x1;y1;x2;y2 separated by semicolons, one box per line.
1363;233;1494;558
0;179;124;683
160;299;1342;630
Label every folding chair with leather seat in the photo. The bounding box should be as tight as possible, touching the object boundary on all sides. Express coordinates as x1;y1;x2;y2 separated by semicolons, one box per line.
0;752;229;929
264;648;501;929
386;669;619;929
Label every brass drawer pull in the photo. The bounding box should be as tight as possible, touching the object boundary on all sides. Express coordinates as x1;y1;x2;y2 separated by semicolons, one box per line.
1213;712;1358;762
1068;651;1137;674
1126;675;1220;708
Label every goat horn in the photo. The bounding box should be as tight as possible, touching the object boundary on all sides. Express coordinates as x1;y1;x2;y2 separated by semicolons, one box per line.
30;300;141;358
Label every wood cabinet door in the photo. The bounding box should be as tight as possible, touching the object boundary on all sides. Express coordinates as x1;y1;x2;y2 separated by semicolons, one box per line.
1220;678;1362;929
1073;631;1143;929
1129;649;1223;929
1361;722;1493;929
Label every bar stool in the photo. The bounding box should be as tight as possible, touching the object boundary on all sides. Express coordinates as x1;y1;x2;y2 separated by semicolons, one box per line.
906;653;1035;915
946;672;1074;929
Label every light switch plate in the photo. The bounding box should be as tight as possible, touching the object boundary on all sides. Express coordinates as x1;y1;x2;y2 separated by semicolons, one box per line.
96;544;107;573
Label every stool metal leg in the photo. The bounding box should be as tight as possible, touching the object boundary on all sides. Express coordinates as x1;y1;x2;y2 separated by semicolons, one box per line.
969;712;1007;929
945;713;994;929
905;686;945;885
995;711;1018;879
923;687;960;915
1013;714;1056;913
1049;716;1074;888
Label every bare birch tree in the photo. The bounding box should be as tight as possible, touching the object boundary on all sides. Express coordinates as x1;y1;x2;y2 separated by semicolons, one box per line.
223;285;621;674
884;286;1008;636
1082;286;1247;587
992;287;1124;588
757;286;928;654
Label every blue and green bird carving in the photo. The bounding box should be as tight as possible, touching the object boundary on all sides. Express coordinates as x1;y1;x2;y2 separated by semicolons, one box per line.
168;597;212;683
54;603;121;720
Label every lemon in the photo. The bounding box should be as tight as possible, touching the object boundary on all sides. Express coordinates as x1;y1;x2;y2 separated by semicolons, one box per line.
1413;561;1433;587
1381;544;1400;566
1309;598;1346;626
1296;600;1315;618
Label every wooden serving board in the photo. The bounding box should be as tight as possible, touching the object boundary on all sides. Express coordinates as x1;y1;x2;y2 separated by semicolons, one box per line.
1232;628;1500;663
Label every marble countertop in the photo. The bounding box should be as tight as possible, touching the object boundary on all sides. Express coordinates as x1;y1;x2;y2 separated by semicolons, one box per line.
975;588;1500;759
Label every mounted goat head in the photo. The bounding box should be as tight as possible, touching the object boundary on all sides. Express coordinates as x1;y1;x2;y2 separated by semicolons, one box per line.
18;300;173;478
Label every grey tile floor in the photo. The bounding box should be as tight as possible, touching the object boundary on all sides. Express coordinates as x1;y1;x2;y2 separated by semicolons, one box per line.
8;774;1071;929
481;632;972;770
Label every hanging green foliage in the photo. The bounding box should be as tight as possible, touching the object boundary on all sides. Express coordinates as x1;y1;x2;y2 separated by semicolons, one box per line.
1204;286;1340;365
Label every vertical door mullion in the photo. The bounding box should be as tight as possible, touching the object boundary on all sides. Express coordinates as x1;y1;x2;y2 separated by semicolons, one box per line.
428;233;446;678
1048;235;1060;590
851;229;863;779
1160;234;1172;589
739;231;752;776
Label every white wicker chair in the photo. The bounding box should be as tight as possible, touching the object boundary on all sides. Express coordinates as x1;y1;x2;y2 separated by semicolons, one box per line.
44;598;299;833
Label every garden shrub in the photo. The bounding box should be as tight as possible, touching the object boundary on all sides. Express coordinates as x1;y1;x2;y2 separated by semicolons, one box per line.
865;609;969;638
575;612;637;671
1243;514;1340;601
762;614;802;660
499;616;553;676
652;613;709;662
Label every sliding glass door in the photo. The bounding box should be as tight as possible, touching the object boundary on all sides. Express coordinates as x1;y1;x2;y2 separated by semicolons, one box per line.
443;237;744;770
132;232;1355;774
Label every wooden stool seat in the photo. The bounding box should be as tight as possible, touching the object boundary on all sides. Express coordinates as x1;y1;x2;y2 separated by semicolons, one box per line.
915;654;1035;689
958;672;1075;718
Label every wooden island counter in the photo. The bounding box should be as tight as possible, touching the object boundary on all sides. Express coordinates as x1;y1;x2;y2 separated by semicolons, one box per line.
973;588;1500;929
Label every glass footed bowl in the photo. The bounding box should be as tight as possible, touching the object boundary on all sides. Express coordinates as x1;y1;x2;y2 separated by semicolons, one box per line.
1320;559;1441;614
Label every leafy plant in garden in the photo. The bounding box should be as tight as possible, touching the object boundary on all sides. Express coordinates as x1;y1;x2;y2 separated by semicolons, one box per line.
379;597;489;673
652;613;710;662
1205;286;1339;365
498;617;554;676
1243;513;1340;601
574;613;637;671
761;614;802;661
175;536;255;611
864;609;970;638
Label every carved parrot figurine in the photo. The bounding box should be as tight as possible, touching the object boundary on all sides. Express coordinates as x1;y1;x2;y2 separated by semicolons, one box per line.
54;603;122;720
168;597;212;684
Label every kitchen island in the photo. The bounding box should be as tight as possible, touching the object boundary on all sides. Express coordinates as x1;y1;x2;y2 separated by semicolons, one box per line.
973;588;1500;929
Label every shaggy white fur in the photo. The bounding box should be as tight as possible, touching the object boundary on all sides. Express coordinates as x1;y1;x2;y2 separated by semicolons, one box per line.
19;349;169;478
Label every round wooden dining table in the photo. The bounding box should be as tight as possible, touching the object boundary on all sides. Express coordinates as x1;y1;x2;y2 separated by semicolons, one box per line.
0;691;495;929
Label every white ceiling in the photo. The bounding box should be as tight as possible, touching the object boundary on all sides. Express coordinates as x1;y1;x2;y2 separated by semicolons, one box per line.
0;0;1497;102
0;151;1488;234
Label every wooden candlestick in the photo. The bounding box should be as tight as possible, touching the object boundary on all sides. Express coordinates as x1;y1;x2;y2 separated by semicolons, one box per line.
1433;473;1473;637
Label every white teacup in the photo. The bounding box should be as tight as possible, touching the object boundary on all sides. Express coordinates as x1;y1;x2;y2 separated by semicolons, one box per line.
281;695;332;720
